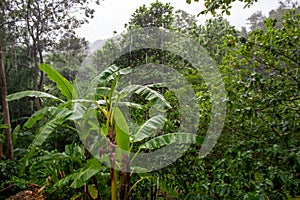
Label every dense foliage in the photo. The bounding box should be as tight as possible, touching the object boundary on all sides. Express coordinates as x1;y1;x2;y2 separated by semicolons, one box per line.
1;0;299;199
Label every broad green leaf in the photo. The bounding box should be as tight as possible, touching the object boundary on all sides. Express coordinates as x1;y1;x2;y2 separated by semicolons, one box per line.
106;66;131;83
131;115;166;142
97;64;119;81
140;132;204;150
6;90;63;102
88;184;98;199
95;65;131;84
70;158;104;188
114;107;130;151
119;85;171;110
24;107;50;128
33;116;70;148
39;64;77;100
20;114;71;176
96;86;111;96
54;158;105;189
52;109;73;118
118;101;142;109
0;124;9;129
25;107;73;128
70;169;98;188
12;125;21;146
154;177;178;198
109;78;117;106
55;173;77;188
88;65;121;91
30;152;82;170
70;193;83;200
29;116;67;152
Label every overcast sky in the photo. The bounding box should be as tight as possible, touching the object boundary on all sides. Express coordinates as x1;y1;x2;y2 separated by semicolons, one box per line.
76;0;281;43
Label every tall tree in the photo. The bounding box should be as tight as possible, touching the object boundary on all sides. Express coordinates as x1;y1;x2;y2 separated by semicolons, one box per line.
194;16;237;64
45;33;89;82
173;9;197;34
126;1;174;29
0;0;14;159
186;0;259;15
8;0;99;109
247;11;266;31
268;0;300;29
0;42;13;159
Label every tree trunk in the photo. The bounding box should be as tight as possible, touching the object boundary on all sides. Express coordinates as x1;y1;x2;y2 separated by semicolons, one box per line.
107;125;117;200
32;47;41;110
0;137;3;159
119;154;130;200
0;42;13;159
38;41;44;91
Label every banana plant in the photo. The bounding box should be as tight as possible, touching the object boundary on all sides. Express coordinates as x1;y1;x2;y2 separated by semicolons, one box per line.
6;64;76;175
74;65;174;200
7;64;204;199
30;144;108;200
76;64;204;200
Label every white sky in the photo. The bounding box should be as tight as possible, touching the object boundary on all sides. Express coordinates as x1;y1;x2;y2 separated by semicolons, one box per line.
76;0;281;43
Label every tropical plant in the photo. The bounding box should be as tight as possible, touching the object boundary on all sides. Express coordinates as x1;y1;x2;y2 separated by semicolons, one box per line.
75;64;204;199
7;63;204;199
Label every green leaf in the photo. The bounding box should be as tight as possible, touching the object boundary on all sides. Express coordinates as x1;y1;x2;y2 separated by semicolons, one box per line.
97;65;131;83
119;85;171;110
140;132;204;150
30;152;82;171
90;65;131;91
39;63;77;100
0;124;9;129
97;64;119;81
155;177;178;198
12;125;21;146
25;107;73;128
131;115;166;142
118;102;142;109
6;90;63;102
54;158;105;189
29;117;66;151
114;107;130;151
70;193;83;200
24;107;49;128
20;113;71;176
70;158;104;188
88;184;99;199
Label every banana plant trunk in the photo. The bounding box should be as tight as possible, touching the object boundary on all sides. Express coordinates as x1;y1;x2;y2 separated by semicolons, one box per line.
107;124;131;200
107;125;117;200
119;154;130;200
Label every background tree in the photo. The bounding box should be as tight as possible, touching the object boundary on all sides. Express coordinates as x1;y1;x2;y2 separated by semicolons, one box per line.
0;43;13;160
7;0;99;110
246;11;266;31
173;9;197;34
0;0;14;159
1;1;300;199
45;33;89;82
125;1;174;29
193;16;237;63
186;0;259;15
268;0;300;29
